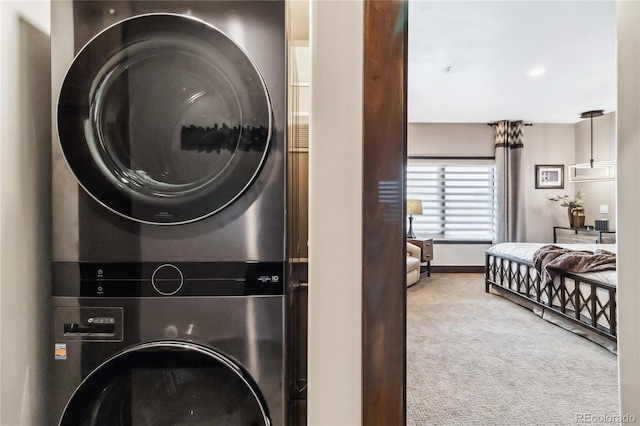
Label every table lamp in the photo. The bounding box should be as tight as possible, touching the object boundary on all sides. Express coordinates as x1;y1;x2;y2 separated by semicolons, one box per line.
406;199;423;238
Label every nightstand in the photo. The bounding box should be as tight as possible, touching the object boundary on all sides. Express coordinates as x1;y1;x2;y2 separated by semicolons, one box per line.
553;226;616;244
407;238;433;277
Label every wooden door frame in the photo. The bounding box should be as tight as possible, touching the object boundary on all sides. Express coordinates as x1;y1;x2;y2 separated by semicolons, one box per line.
362;0;407;424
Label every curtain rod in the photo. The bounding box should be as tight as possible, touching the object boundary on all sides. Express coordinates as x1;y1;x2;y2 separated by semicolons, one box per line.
486;122;533;127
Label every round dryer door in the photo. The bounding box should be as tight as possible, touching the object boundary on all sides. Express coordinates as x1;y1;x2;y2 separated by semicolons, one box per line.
57;14;272;224
59;341;271;426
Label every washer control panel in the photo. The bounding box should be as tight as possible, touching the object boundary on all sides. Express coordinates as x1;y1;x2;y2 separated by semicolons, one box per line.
52;262;285;297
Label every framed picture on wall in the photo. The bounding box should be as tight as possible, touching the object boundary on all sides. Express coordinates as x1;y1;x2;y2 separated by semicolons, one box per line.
535;164;564;189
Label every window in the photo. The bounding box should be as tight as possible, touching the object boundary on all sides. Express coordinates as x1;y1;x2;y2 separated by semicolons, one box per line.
407;158;495;242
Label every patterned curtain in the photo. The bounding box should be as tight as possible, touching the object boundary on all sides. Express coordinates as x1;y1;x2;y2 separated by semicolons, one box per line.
494;120;526;243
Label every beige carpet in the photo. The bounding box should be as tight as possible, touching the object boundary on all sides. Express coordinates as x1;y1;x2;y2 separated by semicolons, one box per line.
407;273;619;426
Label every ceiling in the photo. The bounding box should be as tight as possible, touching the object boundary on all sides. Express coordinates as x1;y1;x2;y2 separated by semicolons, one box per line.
408;1;617;124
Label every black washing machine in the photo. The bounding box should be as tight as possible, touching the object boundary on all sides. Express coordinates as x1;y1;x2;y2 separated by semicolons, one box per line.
52;277;285;425
51;1;287;424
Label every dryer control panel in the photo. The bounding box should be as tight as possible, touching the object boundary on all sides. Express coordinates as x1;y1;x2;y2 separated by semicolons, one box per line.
52;262;285;297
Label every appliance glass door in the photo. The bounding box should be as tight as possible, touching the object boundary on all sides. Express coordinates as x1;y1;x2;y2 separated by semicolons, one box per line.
59;342;270;425
57;14;272;224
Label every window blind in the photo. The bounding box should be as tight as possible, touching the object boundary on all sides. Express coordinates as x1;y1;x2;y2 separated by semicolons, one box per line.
407;159;495;241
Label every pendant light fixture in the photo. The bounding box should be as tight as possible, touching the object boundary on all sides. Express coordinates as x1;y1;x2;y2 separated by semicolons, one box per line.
568;110;616;182
582;109;604;168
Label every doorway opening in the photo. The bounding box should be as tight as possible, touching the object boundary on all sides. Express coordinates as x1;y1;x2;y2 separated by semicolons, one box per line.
405;1;619;423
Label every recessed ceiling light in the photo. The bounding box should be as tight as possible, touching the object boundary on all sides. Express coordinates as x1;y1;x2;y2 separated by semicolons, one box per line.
529;67;547;77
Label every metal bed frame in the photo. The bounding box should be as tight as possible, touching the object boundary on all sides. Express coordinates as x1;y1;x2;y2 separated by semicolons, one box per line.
485;250;617;344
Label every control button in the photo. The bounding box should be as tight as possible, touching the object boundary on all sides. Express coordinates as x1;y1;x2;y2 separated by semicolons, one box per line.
151;264;184;295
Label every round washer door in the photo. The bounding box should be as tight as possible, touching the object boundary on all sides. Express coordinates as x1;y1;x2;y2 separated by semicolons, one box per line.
59;341;270;426
57;13;272;224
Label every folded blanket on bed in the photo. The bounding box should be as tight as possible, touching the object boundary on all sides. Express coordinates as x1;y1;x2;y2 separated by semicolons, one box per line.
532;244;616;285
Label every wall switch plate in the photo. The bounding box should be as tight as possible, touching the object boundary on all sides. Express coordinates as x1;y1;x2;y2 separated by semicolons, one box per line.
599;204;609;214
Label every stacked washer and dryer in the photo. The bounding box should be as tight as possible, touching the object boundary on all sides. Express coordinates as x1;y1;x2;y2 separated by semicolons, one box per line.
51;1;287;425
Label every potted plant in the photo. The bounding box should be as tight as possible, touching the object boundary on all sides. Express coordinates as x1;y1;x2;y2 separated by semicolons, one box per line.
549;190;585;228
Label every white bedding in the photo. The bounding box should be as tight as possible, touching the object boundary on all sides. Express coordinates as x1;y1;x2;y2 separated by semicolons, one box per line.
486;242;617;286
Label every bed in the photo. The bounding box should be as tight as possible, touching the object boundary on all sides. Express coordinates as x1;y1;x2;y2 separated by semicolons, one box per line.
485;242;617;353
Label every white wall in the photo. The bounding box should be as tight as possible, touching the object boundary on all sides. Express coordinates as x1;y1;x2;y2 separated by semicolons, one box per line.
522;124;577;242
408;122;576;265
616;0;640;417
0;2;51;424
307;0;362;424
408;123;494;157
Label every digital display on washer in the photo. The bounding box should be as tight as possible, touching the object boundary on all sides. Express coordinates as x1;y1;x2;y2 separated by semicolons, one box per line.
52;262;285;297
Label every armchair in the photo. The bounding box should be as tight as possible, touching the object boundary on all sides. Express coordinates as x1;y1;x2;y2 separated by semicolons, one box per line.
407;242;421;287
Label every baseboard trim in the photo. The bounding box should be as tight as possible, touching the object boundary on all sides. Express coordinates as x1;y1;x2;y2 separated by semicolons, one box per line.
431;266;485;273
